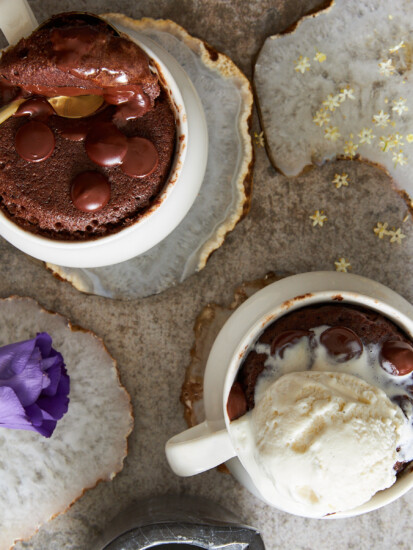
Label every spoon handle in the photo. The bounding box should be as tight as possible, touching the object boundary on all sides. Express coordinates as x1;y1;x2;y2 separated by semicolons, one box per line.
0;0;38;45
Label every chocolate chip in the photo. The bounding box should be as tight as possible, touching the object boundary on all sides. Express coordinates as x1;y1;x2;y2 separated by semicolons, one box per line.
70;171;110;212
270;330;312;358
14;97;55;120
85;122;127;167
121;136;158;178
320;326;363;362
227;382;247;421
15;121;55;162
381;340;413;376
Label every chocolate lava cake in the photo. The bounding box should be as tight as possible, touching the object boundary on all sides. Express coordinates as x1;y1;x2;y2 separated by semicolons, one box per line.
0;13;176;240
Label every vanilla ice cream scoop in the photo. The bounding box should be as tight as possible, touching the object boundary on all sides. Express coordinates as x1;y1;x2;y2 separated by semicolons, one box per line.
229;371;407;517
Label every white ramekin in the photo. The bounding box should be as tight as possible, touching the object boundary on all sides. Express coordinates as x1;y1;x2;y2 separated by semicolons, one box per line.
0;31;208;268
166;272;413;519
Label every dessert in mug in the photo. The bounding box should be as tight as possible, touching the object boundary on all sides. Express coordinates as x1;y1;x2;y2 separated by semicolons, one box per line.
227;304;413;517
0;13;176;240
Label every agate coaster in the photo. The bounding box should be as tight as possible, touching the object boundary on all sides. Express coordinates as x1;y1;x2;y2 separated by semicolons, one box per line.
254;0;413;211
47;15;253;299
0;296;133;549
181;274;281;433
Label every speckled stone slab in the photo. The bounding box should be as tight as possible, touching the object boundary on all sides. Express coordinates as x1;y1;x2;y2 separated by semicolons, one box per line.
2;1;413;550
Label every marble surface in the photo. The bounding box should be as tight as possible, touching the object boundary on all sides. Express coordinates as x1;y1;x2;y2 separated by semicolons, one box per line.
1;1;412;549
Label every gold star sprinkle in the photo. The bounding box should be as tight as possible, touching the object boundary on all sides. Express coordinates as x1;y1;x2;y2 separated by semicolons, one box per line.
335;258;351;272
388;228;406;244
322;94;341;112
332;173;349;189
378;59;396;77
406;134;413;143
324;126;341;142
358;128;375;144
373;110;390;127
392;150;408;166
389;41;405;53
343;140;358;157
313;109;330;127
310;210;328;227
295;56;311;73
314;51;326;63
374;222;389;238
338;87;355;102
392;98;408;116
253;131;265;147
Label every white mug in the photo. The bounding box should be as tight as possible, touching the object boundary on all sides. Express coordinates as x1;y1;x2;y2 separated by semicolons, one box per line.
0;9;208;268
166;271;413;518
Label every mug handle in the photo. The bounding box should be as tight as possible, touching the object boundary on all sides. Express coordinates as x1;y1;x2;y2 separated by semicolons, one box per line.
165;421;236;477
0;0;38;45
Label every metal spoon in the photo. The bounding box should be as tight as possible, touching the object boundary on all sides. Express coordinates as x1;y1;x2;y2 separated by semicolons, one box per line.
48;95;104;118
0;94;104;125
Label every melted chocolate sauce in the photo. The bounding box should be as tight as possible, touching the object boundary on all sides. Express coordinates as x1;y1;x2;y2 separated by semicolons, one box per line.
14;97;55;120
46;25;152;120
50;26;102;69
61;125;88;141
70;171;110;212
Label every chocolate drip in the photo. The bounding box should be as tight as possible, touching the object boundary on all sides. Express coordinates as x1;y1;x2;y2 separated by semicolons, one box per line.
15;97;55;120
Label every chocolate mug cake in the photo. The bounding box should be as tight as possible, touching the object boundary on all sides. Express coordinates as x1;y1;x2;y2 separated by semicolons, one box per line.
226;303;413;516
0;13;176;240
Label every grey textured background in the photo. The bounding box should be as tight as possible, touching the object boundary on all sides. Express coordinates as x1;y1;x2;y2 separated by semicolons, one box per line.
1;1;412;549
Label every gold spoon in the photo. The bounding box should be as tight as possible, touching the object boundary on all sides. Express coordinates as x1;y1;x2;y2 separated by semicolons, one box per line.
0;94;104;125
0;98;25;125
0;12;118;125
48;95;104;118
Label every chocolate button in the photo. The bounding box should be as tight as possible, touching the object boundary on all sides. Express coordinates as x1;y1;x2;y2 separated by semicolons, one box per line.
320;326;363;362
85;122;128;167
15;121;55;162
71;171;110;212
271;330;312;358
227;382;247;421
14;97;55;120
121;136;159;178
381;340;413;376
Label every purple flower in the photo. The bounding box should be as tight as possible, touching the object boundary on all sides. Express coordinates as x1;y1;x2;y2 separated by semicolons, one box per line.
0;332;70;437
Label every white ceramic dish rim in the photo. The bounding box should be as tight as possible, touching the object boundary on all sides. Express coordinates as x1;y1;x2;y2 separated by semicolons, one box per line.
0;30;208;268
203;271;413;519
